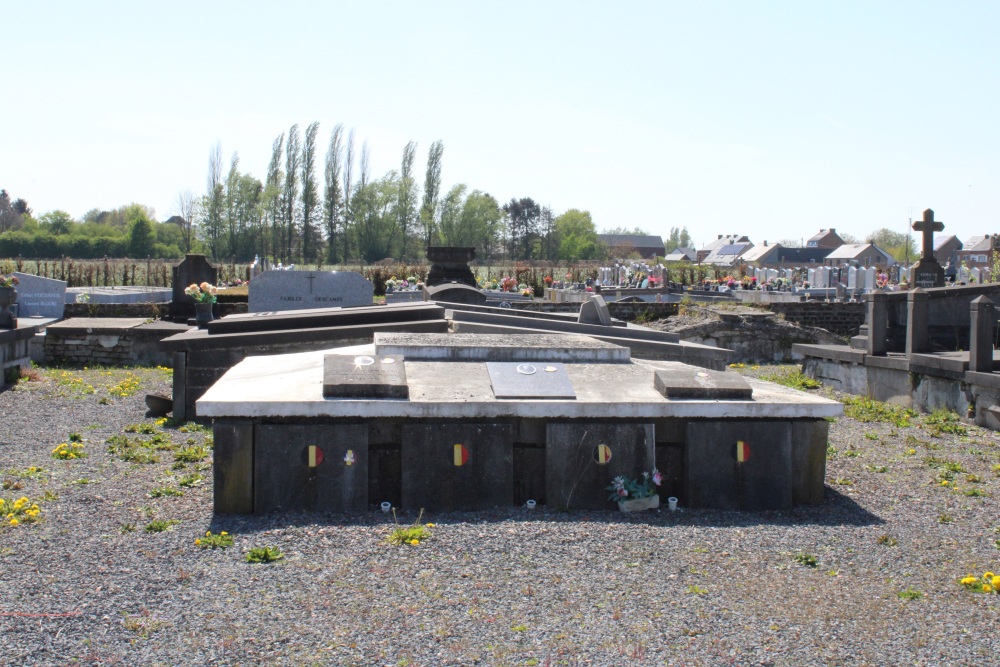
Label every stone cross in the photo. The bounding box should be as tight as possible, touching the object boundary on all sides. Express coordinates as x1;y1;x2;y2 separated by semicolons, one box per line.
912;209;944;261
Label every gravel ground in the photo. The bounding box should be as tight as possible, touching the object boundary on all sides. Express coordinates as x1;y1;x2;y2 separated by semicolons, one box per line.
1;364;999;667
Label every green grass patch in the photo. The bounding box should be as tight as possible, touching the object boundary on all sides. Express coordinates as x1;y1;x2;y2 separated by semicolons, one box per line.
759;368;821;390
841;395;917;427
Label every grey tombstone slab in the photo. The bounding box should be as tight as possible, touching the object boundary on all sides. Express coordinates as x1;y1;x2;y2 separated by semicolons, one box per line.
248;270;373;312
653;367;752;400
545;422;654;510
686;420;793;510
402;422;513;511
422;282;487;305
323;354;408;399
486;362;576;399
12;273;66;318
254;423;368;513
578;294;612;326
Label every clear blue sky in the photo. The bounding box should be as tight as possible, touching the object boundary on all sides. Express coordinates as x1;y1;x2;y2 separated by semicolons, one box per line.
3;1;998;248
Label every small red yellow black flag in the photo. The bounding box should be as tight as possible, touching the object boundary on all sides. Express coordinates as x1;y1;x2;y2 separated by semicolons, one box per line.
594;444;612;464
308;445;324;467
453;444;469;466
735;440;751;463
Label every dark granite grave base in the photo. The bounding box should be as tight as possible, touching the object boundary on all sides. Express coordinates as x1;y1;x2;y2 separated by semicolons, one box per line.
212;417;829;514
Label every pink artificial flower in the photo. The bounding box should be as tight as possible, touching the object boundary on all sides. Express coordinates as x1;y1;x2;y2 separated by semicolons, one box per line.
617;488;628;497
652;469;663;486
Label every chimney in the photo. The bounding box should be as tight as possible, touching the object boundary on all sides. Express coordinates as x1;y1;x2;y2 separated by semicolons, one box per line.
764;240;768;246
830;228;836;233
718;235;722;239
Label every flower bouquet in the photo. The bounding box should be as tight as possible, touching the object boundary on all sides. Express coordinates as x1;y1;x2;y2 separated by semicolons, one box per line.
607;469;663;512
0;274;19;289
185;282;217;304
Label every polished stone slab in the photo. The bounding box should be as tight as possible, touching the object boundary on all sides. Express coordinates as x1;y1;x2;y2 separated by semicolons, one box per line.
486;362;576;399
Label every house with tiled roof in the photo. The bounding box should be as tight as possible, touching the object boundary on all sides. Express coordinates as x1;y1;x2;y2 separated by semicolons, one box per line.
805;228;845;249
932;234;963;267
822;243;894;267
597;234;665;259
956;234;997;270
664;247;697;262
742;242;833;268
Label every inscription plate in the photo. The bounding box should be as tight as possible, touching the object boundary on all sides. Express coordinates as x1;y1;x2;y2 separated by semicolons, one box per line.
486;362;576;399
248;270;373;312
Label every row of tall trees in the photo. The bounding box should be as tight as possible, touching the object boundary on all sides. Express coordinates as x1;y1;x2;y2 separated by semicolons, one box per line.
195;124;621;264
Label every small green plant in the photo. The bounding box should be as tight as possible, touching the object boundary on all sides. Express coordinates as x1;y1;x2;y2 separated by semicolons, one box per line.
897;587;923;601
68;432;84;443
686;584;708;595
387;508;434;546
844;449;861;458
120;523;136;533
246;546;284;563
923;408;968;436
841;395;916;427
834;478;853;486
144;519;180;533
0;495;42;526
174;445;210;463
125;423;157;434
195;530;233;549
51;442;86;460
864;431;879;441
794;553;818;568
877;534;898;546
959;571;1000;594
964;488;988;498
760;368;821;390
148;487;183;499
178;474;204;488
938;513;953;524
108;372;141;398
867;465;888;473
965;473;984;484
511;623;529;633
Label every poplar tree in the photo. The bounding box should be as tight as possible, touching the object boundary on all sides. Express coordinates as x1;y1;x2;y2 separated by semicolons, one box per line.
420;140;444;248
300;121;320;262
282;124;302;262
397;141;418;260
323;124;344;264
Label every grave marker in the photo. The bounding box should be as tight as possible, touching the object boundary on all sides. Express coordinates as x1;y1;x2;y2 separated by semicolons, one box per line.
12;272;66;319
911;209;945;288
248;270;373;312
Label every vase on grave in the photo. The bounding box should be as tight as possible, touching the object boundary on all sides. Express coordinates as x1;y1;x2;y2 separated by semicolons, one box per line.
618;494;659;513
0;286;17;329
195;302;214;329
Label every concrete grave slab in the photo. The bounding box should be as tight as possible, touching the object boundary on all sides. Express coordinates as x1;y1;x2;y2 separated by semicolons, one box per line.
249;270;373;312
323;353;408;399
686;421;792;510
545;422;655;510
402;422;513;511
654;366;752;400
254;423;368;513
375;332;630;363
13;272;66;319
486;362;576;399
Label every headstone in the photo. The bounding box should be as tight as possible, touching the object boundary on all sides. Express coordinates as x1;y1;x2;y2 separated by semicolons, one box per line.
958;265;970;283
248;270;373;312
578;294;612;326
11;272;66;319
847;267;857;289
970;296;996;373
865;267;876;290
911;209;945;288
170;254;218;320
425;246;476;287
807;268;816;285
970;268;982;284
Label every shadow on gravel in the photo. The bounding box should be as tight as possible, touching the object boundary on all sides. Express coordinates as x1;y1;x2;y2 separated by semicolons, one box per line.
207;486;883;534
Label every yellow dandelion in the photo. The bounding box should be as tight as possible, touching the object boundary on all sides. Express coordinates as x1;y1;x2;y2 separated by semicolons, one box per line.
425;523;435;528
220;531;228;536
984;584;992;593
206;531;211;537
0;499;5;507
984;572;995;579
9;519;18;526
961;576;977;585
409;539;420;545
195;539;201;545
941;480;949;486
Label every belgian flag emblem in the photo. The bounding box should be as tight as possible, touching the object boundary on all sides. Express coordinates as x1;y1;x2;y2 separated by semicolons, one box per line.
735;440;751;463
453;444;469;467
594;444;612;465
306;445;324;467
